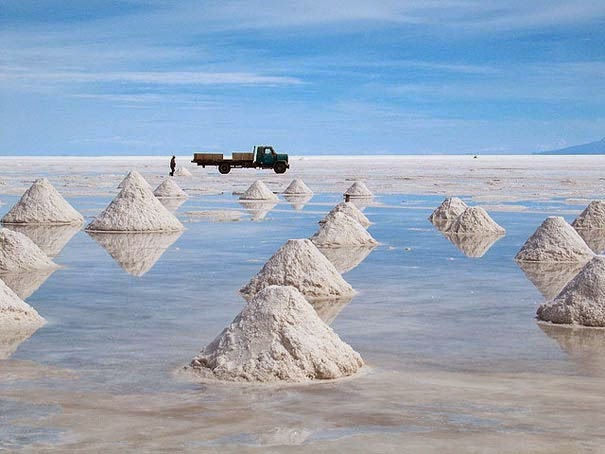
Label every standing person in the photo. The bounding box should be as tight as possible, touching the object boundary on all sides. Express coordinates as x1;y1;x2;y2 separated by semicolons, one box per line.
170;155;176;176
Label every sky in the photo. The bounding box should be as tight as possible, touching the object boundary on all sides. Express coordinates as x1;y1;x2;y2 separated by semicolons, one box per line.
1;1;604;156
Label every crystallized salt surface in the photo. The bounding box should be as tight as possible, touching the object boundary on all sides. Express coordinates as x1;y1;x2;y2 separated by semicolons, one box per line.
572;201;605;230
1;178;84;225
187;285;363;383
117;170;152;190
0;277;45;330
448;207;505;235
153;179;188;199
240;180;279;201
86;180;184;232
311;211;378;247
283;178;313;195
240;239;356;301
174;167;193;177
538;256;605;327
515;216;594;263
320;202;371;228
428;197;468;229
0;228;57;273
343;181;373;198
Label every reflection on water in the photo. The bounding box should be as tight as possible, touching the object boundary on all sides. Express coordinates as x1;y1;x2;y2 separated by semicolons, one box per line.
0;325;44;360
238;200;278;221
0;269;56;300
516;260;585;300
158;197;186;213
308;296;353;324
283;194;313;211
539;323;605;377
6;224;81;258
576;228;605;254
444;232;504;258
318;246;376;274
88;231;182;277
346;197;372;211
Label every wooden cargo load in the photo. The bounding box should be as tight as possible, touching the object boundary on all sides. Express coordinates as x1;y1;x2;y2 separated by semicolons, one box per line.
232;152;253;161
193;153;223;161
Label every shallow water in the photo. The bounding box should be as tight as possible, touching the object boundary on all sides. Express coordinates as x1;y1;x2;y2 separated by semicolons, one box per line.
2;192;605;452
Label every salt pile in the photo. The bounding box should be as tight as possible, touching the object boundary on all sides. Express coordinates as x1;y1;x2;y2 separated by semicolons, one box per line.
153;179;188;199
86;180;184;232
344;181;373;198
118;170;152;190
1;178;84;225
88;231;182;277
537;256;605;326
428;197;468;229
445;232;503;258
240;239;356;301
448;207;505;235
283;178;313;195
310;211;378;247
174;167;193;177
187;285;363;383
9;224;80;258
515;216;594;263
0;228;57;273
240;180;279;201
320;202;371;228
572;201;605;230
517;260;585;300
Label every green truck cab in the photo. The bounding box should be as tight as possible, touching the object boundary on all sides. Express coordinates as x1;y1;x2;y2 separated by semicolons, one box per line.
191;145;289;174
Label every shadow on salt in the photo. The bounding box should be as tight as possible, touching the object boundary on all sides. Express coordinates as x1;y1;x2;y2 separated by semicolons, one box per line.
87;231;182;277
238;201;278;221
516;261;586;300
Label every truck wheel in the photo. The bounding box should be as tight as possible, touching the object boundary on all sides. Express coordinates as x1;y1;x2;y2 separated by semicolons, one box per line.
274;162;286;174
218;163;231;174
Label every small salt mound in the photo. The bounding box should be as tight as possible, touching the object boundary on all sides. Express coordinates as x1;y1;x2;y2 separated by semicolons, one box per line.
0;277;45;331
344;181;373;198
283;178;313;195
174;167;193;177
537;256;605;326
187;285;363;383
310;211;378;247
0;228;57;273
320;202;371;228
572;201;605;230
448;207;505;235
240;180;279;201
153;179;188;199
428;197;468;229
1;178;84;225
240;239;356;301
515;216;594;263
86;180;184;232
117;170;152;190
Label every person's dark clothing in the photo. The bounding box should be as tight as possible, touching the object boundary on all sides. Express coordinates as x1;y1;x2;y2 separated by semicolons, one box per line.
170;157;176;176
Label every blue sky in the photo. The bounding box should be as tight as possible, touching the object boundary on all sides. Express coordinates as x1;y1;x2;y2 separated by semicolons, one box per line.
1;1;604;156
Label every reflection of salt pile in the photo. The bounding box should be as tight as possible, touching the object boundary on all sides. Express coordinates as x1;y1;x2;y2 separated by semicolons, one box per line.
538;256;605;326
0;269;56;300
153;179;188;199
174;167;193;177
0;277;45;359
317;245;375;274
320;202;371;228
240;180;279;201
88;231;182;277
517;261;585;300
158;197;186;213
8;224;80;258
444;232;503;258
448;207;505;235
577;229;605;254
572;201;605;230
284;194;313;211
309;296;353;324
428;197;468;229
240;239;356;301
539;323;605;378
188;286;363;383
238;201;277;221
311;212;378;247
86;180;184;232
118;170;152;190
283;178;313;195
344;181;373;198
1;178;84;225
515;217;594;263
0;228;57;272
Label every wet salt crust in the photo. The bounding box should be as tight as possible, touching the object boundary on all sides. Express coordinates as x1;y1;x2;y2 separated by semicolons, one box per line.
240;180;279;201
283;178;313;195
186;285;363;383
1;178;83;225
344;181;373;198
447;206;505;235
320;202;371;228
0;228;57;273
153;179;188;199
572;201;605;230
515;216;594;263
310;211;378;247
117;170;152;190
428;197;468;229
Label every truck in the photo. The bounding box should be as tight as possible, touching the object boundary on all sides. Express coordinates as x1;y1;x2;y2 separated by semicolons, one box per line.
191;145;289;174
